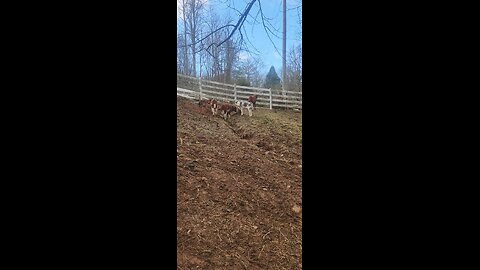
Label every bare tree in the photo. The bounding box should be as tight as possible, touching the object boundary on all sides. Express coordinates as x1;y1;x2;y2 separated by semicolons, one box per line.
177;34;187;74
186;0;207;76
178;0;301;85
177;0;207;76
180;0;259;58
196;7;242;83
201;10;225;80
233;55;265;87
178;0;190;75
285;44;302;92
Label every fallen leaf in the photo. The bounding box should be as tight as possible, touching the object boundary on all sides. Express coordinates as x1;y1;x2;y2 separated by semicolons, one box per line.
292;205;302;214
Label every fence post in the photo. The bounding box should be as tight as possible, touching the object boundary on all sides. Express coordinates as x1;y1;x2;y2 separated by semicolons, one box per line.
269;88;272;110
234;84;237;102
198;77;202;100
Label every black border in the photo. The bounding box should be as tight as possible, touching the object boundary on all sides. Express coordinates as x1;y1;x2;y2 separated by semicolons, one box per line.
303;1;477;267
5;2;176;268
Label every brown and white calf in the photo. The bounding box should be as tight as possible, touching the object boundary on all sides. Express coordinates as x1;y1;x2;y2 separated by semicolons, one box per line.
235;100;253;117
218;103;238;120
198;98;218;115
201;98;218;115
208;98;218;115
248;95;257;110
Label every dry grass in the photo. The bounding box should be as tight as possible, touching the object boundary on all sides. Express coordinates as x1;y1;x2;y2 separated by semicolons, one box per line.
177;97;302;269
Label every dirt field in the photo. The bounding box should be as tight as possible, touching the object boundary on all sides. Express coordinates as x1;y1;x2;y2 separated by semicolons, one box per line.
177;96;302;269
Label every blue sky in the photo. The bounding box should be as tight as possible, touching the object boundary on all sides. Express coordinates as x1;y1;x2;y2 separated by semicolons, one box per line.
177;0;302;76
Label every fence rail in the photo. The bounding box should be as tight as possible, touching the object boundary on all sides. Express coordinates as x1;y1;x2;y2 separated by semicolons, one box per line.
177;73;302;110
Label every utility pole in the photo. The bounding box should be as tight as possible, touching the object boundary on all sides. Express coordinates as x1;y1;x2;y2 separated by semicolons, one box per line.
282;0;286;95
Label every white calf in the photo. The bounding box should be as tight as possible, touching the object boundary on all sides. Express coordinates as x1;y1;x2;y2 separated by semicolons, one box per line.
235;100;253;117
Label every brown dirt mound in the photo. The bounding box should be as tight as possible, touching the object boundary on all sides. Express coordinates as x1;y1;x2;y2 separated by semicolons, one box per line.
177;96;302;269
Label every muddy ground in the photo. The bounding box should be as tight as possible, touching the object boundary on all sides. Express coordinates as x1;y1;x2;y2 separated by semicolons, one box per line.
177;96;302;269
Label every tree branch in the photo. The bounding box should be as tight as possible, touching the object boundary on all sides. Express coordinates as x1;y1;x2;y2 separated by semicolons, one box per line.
258;0;283;61
217;0;257;47
180;0;257;55
180;24;236;48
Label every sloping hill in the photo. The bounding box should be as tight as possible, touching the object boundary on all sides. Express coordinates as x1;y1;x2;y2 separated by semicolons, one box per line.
177;96;302;269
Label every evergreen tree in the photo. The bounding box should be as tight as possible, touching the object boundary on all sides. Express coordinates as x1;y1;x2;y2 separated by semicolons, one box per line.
264;66;281;89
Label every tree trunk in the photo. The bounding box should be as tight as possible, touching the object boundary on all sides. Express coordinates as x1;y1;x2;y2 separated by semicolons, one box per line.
182;0;189;75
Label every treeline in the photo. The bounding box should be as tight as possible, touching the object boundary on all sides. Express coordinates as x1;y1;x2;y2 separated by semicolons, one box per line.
177;0;301;92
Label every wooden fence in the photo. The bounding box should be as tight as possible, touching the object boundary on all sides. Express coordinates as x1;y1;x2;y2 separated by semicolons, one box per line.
177;73;302;110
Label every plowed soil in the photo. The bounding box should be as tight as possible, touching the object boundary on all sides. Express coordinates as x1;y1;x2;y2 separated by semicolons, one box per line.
177;96;302;269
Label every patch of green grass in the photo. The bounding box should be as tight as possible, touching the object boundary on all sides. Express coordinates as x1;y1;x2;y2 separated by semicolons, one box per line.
247;110;302;142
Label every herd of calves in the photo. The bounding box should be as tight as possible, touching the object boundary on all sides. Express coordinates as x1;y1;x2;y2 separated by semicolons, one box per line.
199;95;257;120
